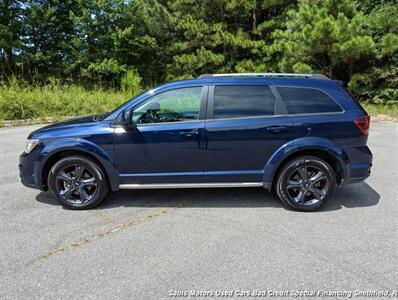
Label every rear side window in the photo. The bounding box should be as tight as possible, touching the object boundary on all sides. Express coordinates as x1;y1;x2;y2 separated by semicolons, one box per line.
340;86;368;115
213;85;275;119
277;87;342;114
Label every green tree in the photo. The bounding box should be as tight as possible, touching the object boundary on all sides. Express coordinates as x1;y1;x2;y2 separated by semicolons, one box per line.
270;0;375;82
114;0;173;86
349;1;398;104
166;0;295;79
22;0;86;82
0;0;24;77
67;0;125;87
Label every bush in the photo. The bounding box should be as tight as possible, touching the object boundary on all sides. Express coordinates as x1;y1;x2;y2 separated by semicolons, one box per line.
348;66;398;105
120;69;142;97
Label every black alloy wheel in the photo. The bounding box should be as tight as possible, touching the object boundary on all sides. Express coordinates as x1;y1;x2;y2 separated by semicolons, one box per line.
48;156;109;209
276;155;336;211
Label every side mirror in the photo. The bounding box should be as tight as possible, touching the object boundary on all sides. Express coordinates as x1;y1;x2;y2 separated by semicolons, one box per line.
119;109;132;127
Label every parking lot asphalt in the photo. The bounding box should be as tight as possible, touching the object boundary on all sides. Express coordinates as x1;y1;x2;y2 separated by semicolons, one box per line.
0;122;397;299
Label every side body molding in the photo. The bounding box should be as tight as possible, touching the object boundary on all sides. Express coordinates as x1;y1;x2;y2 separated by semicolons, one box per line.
37;138;120;191
262;136;350;189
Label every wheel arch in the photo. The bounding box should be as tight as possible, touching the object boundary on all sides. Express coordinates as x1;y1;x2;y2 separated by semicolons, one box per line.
38;140;119;191
263;137;349;190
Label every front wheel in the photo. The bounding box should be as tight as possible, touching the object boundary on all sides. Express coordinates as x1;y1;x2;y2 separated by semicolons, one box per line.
275;155;336;211
48;155;109;210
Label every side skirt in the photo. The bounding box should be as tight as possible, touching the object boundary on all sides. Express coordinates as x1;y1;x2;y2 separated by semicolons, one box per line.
119;182;264;189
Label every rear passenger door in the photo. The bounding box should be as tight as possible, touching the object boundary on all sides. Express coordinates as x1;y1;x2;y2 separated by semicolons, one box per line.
203;84;295;183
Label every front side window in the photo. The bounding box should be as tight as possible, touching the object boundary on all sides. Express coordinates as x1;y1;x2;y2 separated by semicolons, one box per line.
132;87;202;124
277;87;343;114
213;85;275;119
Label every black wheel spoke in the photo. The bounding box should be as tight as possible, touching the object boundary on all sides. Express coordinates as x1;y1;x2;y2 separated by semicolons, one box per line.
294;190;306;204
75;165;85;181
79;189;90;203
57;171;73;184
287;180;301;189
80;177;97;187
309;171;325;184
61;186;75;198
309;187;325;200
298;167;308;181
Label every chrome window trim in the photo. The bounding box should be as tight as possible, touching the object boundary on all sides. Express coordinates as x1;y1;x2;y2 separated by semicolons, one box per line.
213;73;314;77
205;114;285;122
204;111;345;123
134;119;205;126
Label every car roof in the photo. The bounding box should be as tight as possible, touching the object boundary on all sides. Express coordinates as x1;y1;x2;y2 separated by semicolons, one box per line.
153;76;341;92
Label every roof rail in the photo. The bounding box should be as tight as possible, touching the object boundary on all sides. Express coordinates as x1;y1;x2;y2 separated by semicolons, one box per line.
198;73;330;80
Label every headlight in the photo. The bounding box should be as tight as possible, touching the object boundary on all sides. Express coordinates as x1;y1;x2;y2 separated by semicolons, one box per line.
25;139;39;154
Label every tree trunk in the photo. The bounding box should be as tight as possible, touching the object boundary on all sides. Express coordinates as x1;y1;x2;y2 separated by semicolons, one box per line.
252;0;257;31
4;48;13;73
348;60;353;82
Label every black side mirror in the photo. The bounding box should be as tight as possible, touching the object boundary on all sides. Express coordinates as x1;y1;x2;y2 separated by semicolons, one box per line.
119;109;132;127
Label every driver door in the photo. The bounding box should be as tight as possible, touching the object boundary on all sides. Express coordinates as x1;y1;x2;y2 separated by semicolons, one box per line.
114;86;207;184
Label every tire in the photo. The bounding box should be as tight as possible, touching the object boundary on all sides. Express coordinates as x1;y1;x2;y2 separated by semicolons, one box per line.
275;155;336;212
47;155;109;210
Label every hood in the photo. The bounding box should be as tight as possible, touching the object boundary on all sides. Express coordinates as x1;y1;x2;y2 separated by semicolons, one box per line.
28;115;103;138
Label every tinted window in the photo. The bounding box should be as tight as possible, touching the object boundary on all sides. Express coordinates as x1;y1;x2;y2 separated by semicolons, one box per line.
132;87;202;124
277;87;342;114
213;85;275;119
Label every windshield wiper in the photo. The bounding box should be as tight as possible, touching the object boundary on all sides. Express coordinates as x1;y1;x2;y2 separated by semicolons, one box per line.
94;113;108;121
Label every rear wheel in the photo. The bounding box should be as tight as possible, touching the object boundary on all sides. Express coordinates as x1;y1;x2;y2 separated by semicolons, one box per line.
275;155;336;211
48;156;109;209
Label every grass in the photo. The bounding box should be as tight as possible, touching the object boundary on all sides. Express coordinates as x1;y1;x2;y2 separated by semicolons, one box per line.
0;82;397;124
0;82;130;122
362;103;398;119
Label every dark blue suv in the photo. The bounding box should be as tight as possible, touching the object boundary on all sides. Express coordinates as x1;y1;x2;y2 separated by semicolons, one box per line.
19;73;372;211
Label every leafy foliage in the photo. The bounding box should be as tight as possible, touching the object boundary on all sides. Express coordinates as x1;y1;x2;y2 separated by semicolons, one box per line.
120;69;142;97
0;0;397;105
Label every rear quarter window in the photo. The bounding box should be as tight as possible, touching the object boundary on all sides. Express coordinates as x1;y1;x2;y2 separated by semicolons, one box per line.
277;87;343;114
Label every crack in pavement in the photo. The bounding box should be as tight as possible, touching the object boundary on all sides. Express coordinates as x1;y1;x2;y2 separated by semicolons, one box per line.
4;203;185;275
97;210;123;226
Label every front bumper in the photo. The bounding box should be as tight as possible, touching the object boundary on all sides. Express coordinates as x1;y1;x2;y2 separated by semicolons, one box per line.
19;152;41;190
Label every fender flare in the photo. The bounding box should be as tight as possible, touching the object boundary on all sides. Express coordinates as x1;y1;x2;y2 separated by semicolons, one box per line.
262;136;349;188
36;138;119;191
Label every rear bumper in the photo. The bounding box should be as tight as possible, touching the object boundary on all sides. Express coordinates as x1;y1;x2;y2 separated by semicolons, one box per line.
342;145;372;185
344;164;372;184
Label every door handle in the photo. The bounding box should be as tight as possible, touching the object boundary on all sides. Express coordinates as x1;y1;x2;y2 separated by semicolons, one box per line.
266;126;289;134
296;123;312;136
179;130;200;139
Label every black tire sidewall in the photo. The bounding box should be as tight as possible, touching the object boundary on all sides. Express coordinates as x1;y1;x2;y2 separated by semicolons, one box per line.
276;156;336;212
48;156;108;210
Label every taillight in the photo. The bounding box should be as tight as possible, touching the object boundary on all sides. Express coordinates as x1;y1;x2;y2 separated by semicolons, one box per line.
354;115;370;136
